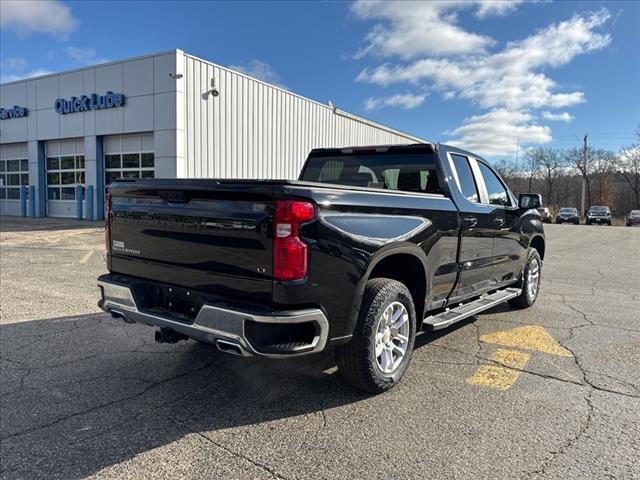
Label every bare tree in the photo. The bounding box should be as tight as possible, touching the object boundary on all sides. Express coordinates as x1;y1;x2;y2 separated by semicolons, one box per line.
492;159;520;195
589;149;617;206
538;148;563;206
524;148;543;192
493;159;514;178
617;145;640;208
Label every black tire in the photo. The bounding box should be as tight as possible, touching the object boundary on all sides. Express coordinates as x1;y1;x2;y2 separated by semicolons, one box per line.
509;249;542;309
335;278;416;394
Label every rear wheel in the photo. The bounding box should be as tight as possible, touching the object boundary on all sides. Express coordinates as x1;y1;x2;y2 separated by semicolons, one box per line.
335;278;416;393
509;249;542;309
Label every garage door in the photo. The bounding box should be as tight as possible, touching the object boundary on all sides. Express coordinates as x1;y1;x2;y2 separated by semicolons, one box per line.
46;138;85;218
104;133;154;188
0;143;29;216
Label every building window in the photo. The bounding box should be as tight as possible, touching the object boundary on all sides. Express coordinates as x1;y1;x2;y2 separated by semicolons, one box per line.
47;155;85;200
0;158;29;200
105;152;155;186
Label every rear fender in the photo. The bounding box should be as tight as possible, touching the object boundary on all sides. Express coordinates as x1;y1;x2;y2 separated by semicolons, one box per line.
345;243;429;338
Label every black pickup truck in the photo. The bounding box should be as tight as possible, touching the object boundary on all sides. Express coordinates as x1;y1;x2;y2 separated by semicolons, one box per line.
98;143;545;393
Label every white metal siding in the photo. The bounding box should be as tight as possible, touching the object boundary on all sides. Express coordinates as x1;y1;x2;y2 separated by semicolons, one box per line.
180;53;427;180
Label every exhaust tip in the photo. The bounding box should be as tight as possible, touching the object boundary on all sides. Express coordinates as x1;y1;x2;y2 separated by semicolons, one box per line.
216;339;244;356
110;310;135;323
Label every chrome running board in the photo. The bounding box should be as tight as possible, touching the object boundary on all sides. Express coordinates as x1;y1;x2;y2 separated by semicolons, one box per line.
423;287;521;331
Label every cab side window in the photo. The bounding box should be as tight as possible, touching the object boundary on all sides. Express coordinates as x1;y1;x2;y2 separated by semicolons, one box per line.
451;154;479;203
477;161;511;207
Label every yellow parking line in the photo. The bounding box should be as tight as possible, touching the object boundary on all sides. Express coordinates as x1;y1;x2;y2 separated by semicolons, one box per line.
79;250;94;264
479;325;572;357
467;349;531;391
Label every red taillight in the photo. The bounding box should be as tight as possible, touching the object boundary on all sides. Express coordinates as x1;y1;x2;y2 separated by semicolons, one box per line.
105;192;112;253
273;200;315;281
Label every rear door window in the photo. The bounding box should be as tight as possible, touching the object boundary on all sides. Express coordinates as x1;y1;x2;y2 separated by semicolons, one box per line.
450;154;479;203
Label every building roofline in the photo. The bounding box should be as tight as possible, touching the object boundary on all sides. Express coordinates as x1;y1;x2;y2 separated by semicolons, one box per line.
0;49;182;87
1;48;430;144
181;51;429;144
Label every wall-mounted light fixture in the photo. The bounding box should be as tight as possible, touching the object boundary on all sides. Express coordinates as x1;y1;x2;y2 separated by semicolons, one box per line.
210;77;219;97
169;73;183;79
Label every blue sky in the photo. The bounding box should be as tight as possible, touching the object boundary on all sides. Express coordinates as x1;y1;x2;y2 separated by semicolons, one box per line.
1;0;638;159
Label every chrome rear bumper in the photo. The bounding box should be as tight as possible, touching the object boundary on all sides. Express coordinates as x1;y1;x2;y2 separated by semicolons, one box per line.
98;279;329;358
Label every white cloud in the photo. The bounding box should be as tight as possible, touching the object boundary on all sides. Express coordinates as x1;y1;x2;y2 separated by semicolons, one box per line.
1;57;28;72
65;47;109;66
475;0;524;18
541;111;574;122
364;93;426;111
0;0;77;39
357;10;609;110
351;1;503;58
354;7;611;156
0;57;51;83
1;68;53;84
228;60;286;89
446;109;552;157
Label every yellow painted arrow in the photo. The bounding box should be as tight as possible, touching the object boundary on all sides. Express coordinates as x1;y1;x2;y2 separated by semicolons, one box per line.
468;325;572;391
479;325;572;357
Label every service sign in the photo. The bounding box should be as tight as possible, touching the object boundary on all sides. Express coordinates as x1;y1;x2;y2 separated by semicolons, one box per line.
55;91;125;114
0;105;28;120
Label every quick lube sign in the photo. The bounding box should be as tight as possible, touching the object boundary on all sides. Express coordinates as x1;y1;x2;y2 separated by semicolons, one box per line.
55;91;125;114
0;106;28;120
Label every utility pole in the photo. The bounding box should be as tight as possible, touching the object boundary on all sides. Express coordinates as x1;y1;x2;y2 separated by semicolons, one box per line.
580;134;588;218
514;139;519;193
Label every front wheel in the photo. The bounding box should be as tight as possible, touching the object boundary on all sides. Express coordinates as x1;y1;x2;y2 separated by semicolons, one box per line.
509;249;542;309
335;278;416;393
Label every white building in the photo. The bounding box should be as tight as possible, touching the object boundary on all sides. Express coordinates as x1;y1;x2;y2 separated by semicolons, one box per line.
0;49;425;219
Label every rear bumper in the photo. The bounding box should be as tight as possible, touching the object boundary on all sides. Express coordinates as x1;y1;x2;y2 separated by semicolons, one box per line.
97;275;329;358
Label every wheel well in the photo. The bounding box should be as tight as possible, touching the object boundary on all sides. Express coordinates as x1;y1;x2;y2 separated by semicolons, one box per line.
530;236;545;260
368;254;426;321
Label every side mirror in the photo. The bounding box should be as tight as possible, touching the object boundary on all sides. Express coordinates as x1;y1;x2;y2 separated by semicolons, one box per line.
519;193;542;210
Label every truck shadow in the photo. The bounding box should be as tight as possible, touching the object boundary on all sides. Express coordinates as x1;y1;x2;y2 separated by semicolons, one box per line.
0;312;471;479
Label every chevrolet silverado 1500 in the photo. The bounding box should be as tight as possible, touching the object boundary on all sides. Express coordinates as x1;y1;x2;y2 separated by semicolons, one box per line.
98;143;545;393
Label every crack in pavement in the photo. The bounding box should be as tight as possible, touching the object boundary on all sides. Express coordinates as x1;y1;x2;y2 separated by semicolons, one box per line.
523;331;597;478
429;324;639;399
0;359;219;442
163;405;291;480
560;296;593;326
0;373;157;399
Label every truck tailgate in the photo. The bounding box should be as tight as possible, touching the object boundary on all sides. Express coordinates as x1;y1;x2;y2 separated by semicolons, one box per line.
107;180;275;302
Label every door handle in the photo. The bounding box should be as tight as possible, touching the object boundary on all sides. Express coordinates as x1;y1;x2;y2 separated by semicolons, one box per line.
493;218;506;227
463;216;478;228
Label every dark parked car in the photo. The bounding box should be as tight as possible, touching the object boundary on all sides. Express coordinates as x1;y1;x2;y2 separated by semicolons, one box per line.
586;205;612;225
98;143;546;393
627;210;640;226
556;207;580;224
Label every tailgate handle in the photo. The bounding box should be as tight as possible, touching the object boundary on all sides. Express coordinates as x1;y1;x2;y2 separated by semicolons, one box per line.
159;190;191;204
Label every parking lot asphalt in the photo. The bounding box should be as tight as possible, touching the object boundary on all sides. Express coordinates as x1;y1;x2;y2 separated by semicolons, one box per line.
1;217;639;480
